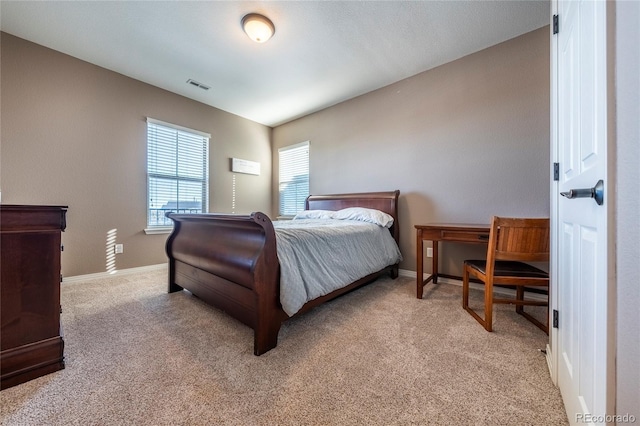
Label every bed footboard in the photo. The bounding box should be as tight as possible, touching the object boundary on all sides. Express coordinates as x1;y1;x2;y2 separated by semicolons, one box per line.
165;212;283;355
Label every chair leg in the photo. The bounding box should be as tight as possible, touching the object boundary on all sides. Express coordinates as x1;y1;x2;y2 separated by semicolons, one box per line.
462;264;470;309
519;310;549;335
462;265;492;332
515;286;550;334
515;286;524;314
484;279;493;332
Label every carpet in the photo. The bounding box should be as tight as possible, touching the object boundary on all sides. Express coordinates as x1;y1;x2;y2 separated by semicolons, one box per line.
0;268;567;425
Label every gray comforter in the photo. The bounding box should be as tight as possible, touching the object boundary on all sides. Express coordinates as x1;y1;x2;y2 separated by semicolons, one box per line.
273;219;403;316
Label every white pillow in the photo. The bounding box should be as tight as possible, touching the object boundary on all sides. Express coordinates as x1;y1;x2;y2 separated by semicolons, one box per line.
333;207;394;228
293;209;336;220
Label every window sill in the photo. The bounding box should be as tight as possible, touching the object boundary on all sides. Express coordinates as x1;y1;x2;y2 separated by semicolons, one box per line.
144;227;173;235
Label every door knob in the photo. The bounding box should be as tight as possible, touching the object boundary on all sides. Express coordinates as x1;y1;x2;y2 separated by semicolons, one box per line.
560;179;604;205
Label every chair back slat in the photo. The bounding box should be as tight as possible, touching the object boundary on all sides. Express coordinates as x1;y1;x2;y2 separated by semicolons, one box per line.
490;217;550;262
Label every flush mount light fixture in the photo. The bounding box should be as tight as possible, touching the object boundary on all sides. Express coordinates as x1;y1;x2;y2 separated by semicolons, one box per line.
242;13;275;43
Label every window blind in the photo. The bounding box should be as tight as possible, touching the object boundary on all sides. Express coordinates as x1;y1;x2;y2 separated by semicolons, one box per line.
278;141;309;216
147;118;209;227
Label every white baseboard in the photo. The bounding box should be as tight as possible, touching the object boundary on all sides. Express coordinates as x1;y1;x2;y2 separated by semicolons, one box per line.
397;268;547;301
545;343;554;377
399;268;473;288
62;263;167;283
63;265;545;302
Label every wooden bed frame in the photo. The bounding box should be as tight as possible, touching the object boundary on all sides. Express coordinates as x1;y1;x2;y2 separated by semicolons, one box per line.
165;190;400;355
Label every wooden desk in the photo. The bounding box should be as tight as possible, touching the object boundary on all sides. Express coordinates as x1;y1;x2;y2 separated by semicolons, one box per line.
415;223;490;299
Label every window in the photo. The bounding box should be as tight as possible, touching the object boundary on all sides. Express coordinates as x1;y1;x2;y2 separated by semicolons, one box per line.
146;118;209;231
278;141;309;216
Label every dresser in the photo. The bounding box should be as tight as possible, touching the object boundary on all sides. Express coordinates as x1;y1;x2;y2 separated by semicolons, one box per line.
1;205;68;389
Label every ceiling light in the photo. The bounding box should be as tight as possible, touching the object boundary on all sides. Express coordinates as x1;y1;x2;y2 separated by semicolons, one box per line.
242;13;275;43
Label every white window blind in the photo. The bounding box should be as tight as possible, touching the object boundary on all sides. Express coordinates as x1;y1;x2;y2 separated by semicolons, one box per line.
279;141;309;216
147;118;209;228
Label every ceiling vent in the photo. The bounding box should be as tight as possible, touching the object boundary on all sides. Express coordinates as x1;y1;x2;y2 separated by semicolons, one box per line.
186;79;210;91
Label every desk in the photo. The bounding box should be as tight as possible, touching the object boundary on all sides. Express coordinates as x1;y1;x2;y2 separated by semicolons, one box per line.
415;223;490;299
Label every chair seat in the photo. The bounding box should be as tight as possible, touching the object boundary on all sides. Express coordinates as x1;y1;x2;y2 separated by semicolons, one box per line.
465;260;549;278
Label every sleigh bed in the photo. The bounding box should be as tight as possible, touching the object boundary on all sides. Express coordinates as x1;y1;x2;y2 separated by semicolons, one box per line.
165;190;401;355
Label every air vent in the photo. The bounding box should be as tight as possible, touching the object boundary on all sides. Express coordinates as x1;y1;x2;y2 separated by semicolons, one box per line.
186;79;210;91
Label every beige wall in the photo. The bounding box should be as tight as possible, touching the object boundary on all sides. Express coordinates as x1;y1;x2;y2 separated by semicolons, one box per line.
1;27;550;278
615;0;640;418
0;33;273;277
272;27;551;275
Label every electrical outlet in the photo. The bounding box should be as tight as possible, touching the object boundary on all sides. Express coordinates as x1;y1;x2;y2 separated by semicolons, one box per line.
426;247;433;258
114;244;124;254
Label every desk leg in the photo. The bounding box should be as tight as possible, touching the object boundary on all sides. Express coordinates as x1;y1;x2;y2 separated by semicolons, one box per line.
416;230;424;299
433;240;439;284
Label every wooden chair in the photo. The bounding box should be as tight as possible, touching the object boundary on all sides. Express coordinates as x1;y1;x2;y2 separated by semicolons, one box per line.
462;217;550;334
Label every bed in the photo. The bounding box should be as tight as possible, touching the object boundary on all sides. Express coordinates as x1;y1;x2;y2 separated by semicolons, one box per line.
165;190;401;355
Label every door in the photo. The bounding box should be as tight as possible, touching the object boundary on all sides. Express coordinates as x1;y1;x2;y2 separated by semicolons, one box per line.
552;0;611;424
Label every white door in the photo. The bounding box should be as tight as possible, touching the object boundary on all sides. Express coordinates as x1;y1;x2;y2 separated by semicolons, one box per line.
553;0;610;424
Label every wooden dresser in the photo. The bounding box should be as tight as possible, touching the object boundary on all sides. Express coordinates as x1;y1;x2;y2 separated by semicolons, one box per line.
1;205;68;390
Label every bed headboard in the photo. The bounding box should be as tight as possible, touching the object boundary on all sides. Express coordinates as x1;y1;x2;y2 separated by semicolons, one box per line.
305;190;400;244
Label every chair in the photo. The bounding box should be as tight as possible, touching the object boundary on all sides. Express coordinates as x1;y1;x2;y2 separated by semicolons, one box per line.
462;217;550;334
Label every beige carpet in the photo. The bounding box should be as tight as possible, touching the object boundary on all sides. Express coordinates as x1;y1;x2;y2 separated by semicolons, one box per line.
1;268;567;425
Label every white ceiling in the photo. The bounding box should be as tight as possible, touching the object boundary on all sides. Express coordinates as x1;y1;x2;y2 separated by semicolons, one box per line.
0;1;550;127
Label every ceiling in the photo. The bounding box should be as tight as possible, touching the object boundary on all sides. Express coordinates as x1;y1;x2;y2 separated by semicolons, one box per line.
0;1;550;127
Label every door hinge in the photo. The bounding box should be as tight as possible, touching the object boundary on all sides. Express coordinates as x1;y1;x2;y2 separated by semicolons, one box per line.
553;309;559;328
553;15;559;34
553;163;560;181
